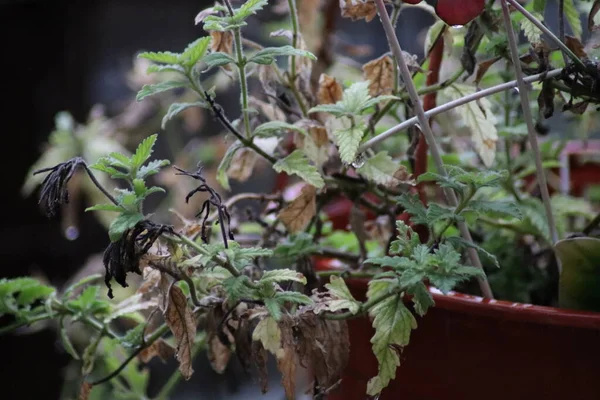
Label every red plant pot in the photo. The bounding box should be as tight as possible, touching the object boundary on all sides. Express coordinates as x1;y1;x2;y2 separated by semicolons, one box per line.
315;258;600;400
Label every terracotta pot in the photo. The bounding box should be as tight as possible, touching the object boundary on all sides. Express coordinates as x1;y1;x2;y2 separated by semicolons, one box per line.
315;258;600;400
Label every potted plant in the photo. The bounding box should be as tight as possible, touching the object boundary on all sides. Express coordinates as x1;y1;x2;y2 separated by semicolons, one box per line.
3;0;600;399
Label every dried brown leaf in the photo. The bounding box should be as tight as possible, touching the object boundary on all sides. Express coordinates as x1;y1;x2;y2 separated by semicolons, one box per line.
296;313;350;391
78;382;93;400
362;54;394;96
210;31;233;54
565;35;588;59
340;0;377;22
249;97;286;122
317;74;343;104
537;80;555;119
138;338;176;364
294;121;330;168
278;185;317;233
206;307;233;374
253;340;270;393
195;7;217;25
277;318;298;400
258;65;280;97
163;283;196;380
474;56;501;87
228;147;258;183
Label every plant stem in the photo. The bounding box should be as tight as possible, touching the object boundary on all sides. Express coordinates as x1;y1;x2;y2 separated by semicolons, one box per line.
0;312;57;335
505;0;585;71
358;69;563;152
233;29;252;138
287;0;299;81
374;0;494;298
154;333;207;400
82;162;119;206
582;212;600;236
558;0;568;64
90;323;170;385
500;1;559;256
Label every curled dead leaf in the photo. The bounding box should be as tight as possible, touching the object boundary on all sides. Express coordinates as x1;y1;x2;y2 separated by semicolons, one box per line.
277;318;298;400
565;35;588;59
296;313;350;393
162;283;197;380
138;339;176;364
210;31;233;54
340;0;377;22
228;147;258;183
278;185;317;233
206;307;233;374
294;121;330;168
317;74;343;105
362;54;394;96
474;56;501;87
249;97;286;122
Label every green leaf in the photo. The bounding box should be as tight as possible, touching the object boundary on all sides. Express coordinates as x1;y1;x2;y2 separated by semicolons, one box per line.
532;0;546;13
138;51;180;64
203;52;236;70
417;171;465;193
463;200;522;219
85;204;125;213
323;276;360;314
396;193;428;225
307;103;347;117
180;37;211;67
146;64;186;74
253;121;307;138
264;297;283;320
222;276;256;303
249;46;316;65
273;150;325;188
121;324;146;349
426;203;460;225
260;269;307;285
367;291;416;396
334;124;364;164
62;274;103;300
274;291;313;306
238;0;269;19
108;212;145;242
445;236;500;268
407;282;434;317
273;232;320;260
520;12;543;45
341;81;371;113
216;141;244;191
162;102;208;129
563;0;582;38
137;159;171;179
357;151;402;186
59;316;80;360
131;134;158;170
68;286;110;315
16;282;55;307
136;81;188;102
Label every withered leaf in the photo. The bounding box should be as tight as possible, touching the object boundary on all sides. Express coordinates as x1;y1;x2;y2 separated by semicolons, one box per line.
317;74;343;105
195;7;217;25
228;147;258;183
537;80;555;119
210;31;233;54
206;307;233;374
249;96;286;121
138;338;176;364
294;122;330;167
565;35;588;59
163;283;196;380
589;0;600;32
362;54;394;96
78;382;93;400
340;0;377;22
475;56;501;87
296;313;350;392
258;65;280;97
278;185;317;233
277;318;298;400
252;340;270;393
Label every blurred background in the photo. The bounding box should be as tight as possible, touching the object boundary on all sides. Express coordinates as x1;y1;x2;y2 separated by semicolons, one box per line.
0;0;435;398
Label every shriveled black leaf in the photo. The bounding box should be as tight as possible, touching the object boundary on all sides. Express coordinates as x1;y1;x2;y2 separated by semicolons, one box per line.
103;220;176;298
33;157;84;217
538;80;555;119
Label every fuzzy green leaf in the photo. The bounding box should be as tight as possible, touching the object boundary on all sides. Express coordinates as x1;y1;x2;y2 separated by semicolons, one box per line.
253;121;307;138
85;204;125;213
252;316;282;357
264;298;282;320
131;134;158;170
108;212;145;242
238;0;269;19
273;233;319;260
222;276;256;303
249;45;316;65
137;159;171;179
407;282;434;317
203;52;236;69
136;81;188;102
396;193;428;225
563;0;582;38
216;141;244;191
367;288;416;396
357;151;402;186
180;37;211;67
445;236;500;268
307;103;347;117
162;102;208;129
323;276;360;314
273;150;324;188
520;12;543;45
274;291;313;306
138;51;180;64
464;200;522;219
260;269;307;285
146;64;186;74
334;124;364;164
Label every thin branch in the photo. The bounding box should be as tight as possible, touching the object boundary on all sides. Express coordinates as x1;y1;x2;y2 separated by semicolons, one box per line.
89;323;170;385
374;0;494;298
558;0;567;64
583;212;600;236
147;260;204;309
500;2;559;257
505;0;585;71
81;163;119;206
358;68;563;152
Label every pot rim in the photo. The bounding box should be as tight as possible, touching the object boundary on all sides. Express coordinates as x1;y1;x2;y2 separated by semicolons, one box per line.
318;262;600;331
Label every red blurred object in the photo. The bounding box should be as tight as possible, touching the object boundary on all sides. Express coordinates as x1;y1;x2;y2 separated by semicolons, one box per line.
435;0;485;26
314;259;600;400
